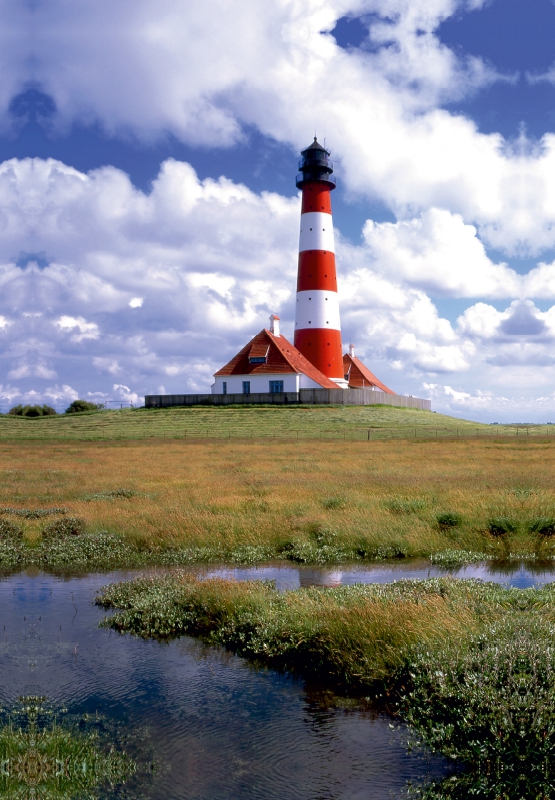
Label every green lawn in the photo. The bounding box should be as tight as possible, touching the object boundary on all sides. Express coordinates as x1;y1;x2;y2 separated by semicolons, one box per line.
0;405;548;441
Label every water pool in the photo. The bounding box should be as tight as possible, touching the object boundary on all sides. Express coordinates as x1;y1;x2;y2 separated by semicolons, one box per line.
0;569;450;799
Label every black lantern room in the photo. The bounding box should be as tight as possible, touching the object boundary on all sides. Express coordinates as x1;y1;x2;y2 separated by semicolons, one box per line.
296;137;336;190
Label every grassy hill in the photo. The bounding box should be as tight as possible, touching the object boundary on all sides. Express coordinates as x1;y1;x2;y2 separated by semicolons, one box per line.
0;404;550;441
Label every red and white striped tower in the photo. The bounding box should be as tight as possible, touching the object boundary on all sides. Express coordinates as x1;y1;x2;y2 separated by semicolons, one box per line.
294;138;347;387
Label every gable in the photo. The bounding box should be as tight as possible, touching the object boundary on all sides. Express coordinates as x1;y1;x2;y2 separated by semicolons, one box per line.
215;329;338;389
343;354;394;394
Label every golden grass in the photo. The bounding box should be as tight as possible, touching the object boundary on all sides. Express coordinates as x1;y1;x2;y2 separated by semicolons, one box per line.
2;436;555;558
98;574;479;682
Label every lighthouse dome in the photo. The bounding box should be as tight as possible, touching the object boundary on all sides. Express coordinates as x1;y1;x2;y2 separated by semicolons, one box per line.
296;137;336;189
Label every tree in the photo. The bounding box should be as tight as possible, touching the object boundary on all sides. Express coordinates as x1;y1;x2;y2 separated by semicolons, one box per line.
65;400;105;414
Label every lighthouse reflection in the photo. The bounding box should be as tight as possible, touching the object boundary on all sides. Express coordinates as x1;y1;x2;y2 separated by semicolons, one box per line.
203;558;555;590
298;568;344;588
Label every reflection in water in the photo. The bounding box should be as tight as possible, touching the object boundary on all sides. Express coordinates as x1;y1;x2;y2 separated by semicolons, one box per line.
0;571;450;799
0;695;135;797
203;558;555;590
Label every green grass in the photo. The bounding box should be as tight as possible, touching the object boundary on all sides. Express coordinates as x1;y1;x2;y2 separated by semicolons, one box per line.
97;574;555;798
0;696;135;797
0;404;550;441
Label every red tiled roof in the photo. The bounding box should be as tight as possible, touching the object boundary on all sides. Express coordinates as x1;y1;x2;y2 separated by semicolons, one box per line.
343;354;395;394
215;329;338;389
249;342;270;359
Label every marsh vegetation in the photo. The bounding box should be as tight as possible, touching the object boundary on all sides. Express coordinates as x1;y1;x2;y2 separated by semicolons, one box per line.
0;437;554;567
97;574;555;798
1;415;555;795
0;696;135;797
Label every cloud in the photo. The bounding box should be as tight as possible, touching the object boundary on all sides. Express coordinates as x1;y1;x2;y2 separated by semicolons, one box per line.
0;156;554;416
56;315;99;341
360;209;521;297
424;382;555;423
1;0;551;257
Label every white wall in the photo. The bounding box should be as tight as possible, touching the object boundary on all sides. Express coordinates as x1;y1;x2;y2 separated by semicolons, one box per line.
212;371;333;394
298;372;332;390
212;373;300;394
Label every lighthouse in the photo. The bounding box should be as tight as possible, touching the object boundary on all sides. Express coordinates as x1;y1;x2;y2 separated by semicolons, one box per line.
294;138;348;388
207;135;398;401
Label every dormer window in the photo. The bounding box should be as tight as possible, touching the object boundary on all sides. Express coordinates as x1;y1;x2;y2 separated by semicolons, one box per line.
248;343;270;364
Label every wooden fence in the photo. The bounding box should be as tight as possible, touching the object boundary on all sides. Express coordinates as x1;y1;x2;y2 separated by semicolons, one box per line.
145;389;431;411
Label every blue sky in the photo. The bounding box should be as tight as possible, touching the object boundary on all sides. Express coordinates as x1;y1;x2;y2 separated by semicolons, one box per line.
1;0;555;421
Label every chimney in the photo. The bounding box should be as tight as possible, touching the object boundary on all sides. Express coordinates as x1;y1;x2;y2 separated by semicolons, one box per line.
349;343;355;358
270;314;280;336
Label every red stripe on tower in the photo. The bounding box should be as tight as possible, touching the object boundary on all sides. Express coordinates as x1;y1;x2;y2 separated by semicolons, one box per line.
294;138;347;386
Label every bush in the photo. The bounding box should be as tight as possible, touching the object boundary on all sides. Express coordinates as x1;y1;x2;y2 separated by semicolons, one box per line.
42;517;85;539
487;516;517;536
65;400;104;414
437;511;463;529
8;404;57;417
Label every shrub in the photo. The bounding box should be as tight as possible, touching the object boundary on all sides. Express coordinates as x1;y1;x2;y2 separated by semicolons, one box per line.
8;404;57;417
42;517;85;539
487;516;517;536
437;511;463;529
65;400;104;414
529;516;555;537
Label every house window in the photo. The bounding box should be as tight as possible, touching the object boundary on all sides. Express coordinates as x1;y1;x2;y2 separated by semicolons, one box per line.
222;382;227;395
269;380;284;394
242;381;250;395
249;357;266;363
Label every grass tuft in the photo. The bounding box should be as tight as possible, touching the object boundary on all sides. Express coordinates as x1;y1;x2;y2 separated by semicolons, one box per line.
384;498;427;515
487;516;517;536
322;496;347;510
436;511;462;529
529;516;555;537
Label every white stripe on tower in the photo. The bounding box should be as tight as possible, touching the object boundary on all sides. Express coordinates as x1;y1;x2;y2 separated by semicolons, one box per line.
299;213;335;253
295;291;341;330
